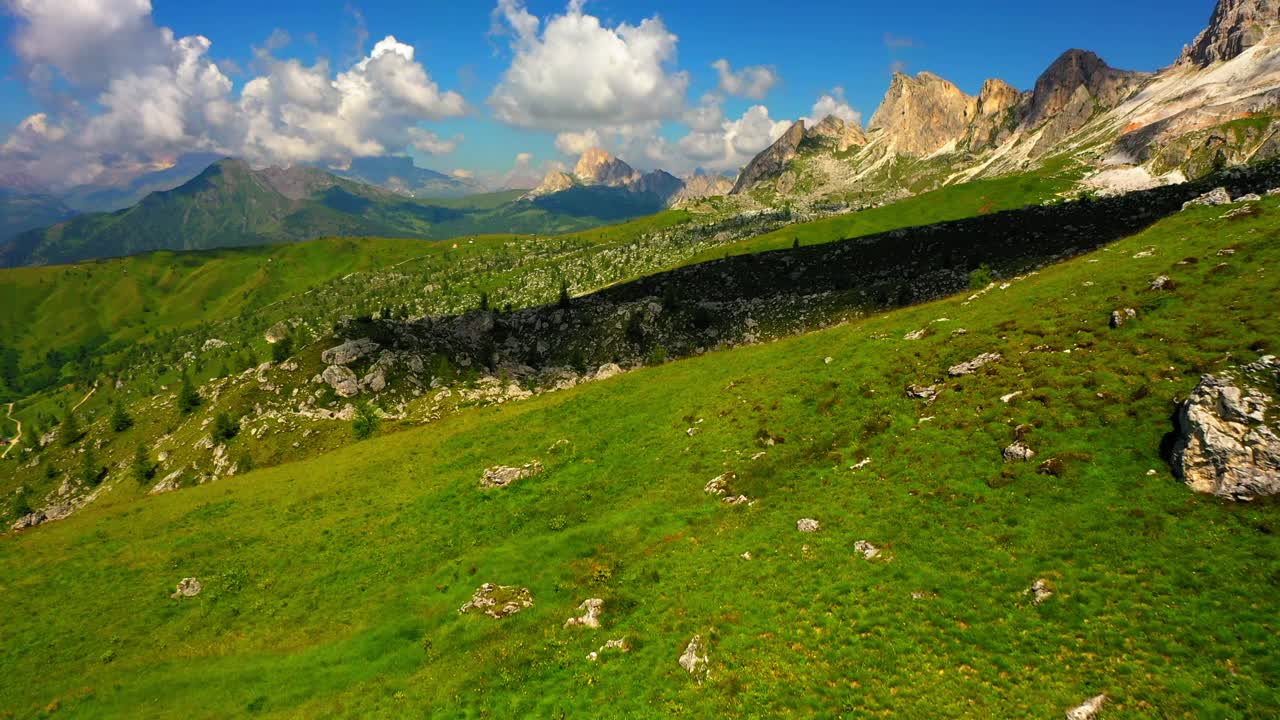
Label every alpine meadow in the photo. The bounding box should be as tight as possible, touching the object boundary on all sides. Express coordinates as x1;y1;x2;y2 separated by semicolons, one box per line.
1;1;1279;718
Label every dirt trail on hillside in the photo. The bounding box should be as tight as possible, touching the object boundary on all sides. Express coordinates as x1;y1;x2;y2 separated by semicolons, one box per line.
71;383;97;412
2;403;19;460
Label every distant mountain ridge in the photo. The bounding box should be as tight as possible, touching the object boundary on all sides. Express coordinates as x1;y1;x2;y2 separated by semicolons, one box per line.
733;0;1280;203
0;159;665;267
327;156;483;199
526;147;732;208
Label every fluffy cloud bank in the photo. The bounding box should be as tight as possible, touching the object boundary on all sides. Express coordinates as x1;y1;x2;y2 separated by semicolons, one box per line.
489;0;805;175
1;0;466;188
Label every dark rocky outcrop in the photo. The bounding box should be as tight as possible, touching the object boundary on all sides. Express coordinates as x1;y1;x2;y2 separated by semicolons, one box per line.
1023;50;1148;155
342;162;1280;396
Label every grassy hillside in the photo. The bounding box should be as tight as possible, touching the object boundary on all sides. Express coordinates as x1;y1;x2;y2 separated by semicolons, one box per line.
683;158;1084;266
1;192;1276;717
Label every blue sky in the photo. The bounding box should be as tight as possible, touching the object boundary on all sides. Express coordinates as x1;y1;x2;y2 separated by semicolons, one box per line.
0;0;1218;186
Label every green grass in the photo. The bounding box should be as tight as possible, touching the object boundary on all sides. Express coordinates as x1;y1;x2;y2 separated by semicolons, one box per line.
1;196;1277;717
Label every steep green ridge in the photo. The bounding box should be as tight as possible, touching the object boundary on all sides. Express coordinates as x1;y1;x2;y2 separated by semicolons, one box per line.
0;160;670;268
1;194;1277;717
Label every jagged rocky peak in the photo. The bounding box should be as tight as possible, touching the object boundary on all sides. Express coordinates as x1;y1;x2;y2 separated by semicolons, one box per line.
731;120;807;194
672;172;734;204
634;169;685;203
1024;50;1146;128
805;115;868;152
574;147;638;186
867;71;978;157
1181;0;1280;67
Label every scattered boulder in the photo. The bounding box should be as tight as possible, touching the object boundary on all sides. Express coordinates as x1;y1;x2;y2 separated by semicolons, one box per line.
678;634;710;682
321;338;379;366
906;384;939;401
321;365;360;398
1150;275;1174;291
264;321;291;344
796;518;821;533
548;439;572;454
1026;578;1053;604
704;473;733;496
150;470;183;495
1236;193;1262;203
1003;442;1037;463
1000;391;1024;404
949;353;1002;377
1066;694;1107;720
458;583;534;619
1172;361;1279;499
201;338;228;352
593;363;624;381
171;578;202;599
564;598;604;629
481;462;544;489
1110;308;1137;328
722;495;752;506
1181;187;1231;210
853;540;881;560
903;328;928;341
587;637;630;662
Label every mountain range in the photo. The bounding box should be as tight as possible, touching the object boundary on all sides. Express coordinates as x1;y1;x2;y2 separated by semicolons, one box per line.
731;0;1280;203
0;159;670;267
3;0;1279;267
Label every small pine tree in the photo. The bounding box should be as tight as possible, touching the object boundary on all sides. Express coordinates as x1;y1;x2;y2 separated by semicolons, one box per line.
60;410;81;446
132;445;155;485
558;282;571;310
110;402;133;432
479;292;490;313
177;373;201;415
352;402;379;440
212;412;240;442
81;448;103;486
271;335;294;363
793;237;800;249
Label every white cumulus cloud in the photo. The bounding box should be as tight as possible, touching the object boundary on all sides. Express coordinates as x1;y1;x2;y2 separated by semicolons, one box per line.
0;0;467;189
488;0;689;132
711;59;779;100
805;87;862;127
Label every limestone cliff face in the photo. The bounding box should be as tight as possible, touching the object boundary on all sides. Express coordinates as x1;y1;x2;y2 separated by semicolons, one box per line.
867;72;978;157
965;79;1027;150
524;170;575;199
731;121;807;194
1181;0;1280;67
805;115;868;152
574;148;641;187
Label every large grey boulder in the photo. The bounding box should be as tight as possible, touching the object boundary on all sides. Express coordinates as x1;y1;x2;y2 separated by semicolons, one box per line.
1065;694;1107;720
1173;358;1280;499
321;365;360;398
321;338;379;366
949;352;1002;377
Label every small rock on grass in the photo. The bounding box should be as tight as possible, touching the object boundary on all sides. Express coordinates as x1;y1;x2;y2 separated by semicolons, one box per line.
564;598;603;629
796;518;820;533
1026;578;1053;605
1065;694;1107;720
678;635;710;682
171;578;202;599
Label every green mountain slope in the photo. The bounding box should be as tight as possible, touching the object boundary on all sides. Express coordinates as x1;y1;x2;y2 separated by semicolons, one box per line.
1;186;1277;717
0;159;673;268
0;188;76;245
